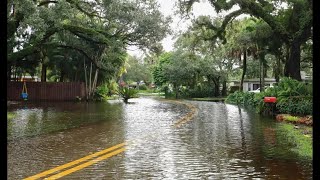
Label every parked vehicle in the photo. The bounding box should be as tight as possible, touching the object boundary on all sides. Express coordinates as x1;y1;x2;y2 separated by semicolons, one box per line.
249;85;274;93
249;88;261;93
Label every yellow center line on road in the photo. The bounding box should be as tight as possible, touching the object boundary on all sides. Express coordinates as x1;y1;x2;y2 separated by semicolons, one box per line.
45;148;126;180
23;143;126;180
172;102;197;128
23;100;198;180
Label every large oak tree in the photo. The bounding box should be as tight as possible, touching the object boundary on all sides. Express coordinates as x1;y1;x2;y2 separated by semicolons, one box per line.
178;0;312;81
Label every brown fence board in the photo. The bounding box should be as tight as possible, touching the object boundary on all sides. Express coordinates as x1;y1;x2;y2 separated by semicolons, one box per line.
7;81;86;101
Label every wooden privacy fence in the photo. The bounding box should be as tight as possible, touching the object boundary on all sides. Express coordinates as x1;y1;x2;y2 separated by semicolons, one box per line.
7;81;86;101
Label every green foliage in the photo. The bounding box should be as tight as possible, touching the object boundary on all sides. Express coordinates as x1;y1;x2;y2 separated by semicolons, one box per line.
186;86;214;98
275;77;312;115
7;112;16;120
229;86;240;94
106;80;119;96
226;91;245;104
277;98;312;115
123;55;153;84
138;84;148;90
152;52;172;86
191;97;226;102
117;87;138;103
162;53;197;88
123;55;152;83
283;115;299;122
278;123;312;159
93;85;109;101
226;78;312;115
8;0;171;84
178;0;312;81
159;84;176;98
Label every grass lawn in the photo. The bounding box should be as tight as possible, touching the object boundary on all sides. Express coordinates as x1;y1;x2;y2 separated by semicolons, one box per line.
191;97;226;102
7;112;16;120
278;123;312;159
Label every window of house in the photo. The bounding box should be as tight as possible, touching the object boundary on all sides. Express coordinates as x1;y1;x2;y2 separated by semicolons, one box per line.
253;84;260;90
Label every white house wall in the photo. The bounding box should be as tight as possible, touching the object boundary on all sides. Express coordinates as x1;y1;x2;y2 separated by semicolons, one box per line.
243;83;249;92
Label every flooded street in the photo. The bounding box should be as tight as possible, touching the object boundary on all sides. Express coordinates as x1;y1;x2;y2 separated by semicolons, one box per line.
7;97;312;179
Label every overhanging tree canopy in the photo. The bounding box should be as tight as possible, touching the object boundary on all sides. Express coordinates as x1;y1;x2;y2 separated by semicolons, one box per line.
7;0;171;82
178;0;312;81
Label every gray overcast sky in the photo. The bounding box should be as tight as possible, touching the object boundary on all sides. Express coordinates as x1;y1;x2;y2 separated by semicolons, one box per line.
127;0;217;57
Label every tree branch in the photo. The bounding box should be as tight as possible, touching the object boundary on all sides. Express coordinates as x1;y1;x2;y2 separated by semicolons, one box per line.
240;0;289;41
62;24;111;44
56;45;101;69
208;0;237;12
195;9;244;43
8;26;58;62
65;0;104;18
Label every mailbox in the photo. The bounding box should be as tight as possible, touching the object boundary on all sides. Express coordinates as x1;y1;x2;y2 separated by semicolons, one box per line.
264;97;277;103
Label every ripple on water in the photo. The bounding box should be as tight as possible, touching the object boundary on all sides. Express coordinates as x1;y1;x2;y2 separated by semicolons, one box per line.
7;98;312;179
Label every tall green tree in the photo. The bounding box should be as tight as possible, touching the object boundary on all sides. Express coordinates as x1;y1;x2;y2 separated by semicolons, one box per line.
123;55;153;84
8;0;171;83
178;0;312;81
152;52;173;87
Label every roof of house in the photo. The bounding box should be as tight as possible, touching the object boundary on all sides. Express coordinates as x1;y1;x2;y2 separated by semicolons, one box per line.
229;76;312;83
244;78;276;82
229;78;276;82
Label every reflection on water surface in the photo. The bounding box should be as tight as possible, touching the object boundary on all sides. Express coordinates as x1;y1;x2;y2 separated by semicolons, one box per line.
7;98;312;179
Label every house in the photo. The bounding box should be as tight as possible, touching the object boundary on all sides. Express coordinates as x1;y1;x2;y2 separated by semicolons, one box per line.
229;78;277;92
228;71;312;92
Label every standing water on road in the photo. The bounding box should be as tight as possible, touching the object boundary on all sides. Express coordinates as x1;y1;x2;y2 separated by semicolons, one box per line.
7;97;312;179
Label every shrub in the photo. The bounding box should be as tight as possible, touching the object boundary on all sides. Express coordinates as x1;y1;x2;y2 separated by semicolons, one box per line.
117;86;138;103
275;77;312;115
93;85;109;101
181;85;213;98
277;97;312;115
229;86;240;94
225;91;246;104
225;77;312;115
138;84;148;90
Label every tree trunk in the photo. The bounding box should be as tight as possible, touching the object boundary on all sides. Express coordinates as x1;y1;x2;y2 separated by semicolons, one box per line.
213;77;220;97
259;57;262;91
275;57;281;83
261;61;265;92
40;50;48;82
89;63;93;99
193;73;197;89
41;64;47;82
284;41;302;81
222;80;227;96
84;60;88;101
240;50;247;92
263;61;267;78
92;68;99;92
174;83;178;99
259;53;265;92
7;65;12;81
74;70;78;82
59;69;65;82
124;98;128;103
14;66;17;81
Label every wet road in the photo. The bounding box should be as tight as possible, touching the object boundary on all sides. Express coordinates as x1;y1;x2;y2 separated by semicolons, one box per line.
7;97;312;179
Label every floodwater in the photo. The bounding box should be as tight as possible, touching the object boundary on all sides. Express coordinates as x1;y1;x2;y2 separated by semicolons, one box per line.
7;97;312;179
